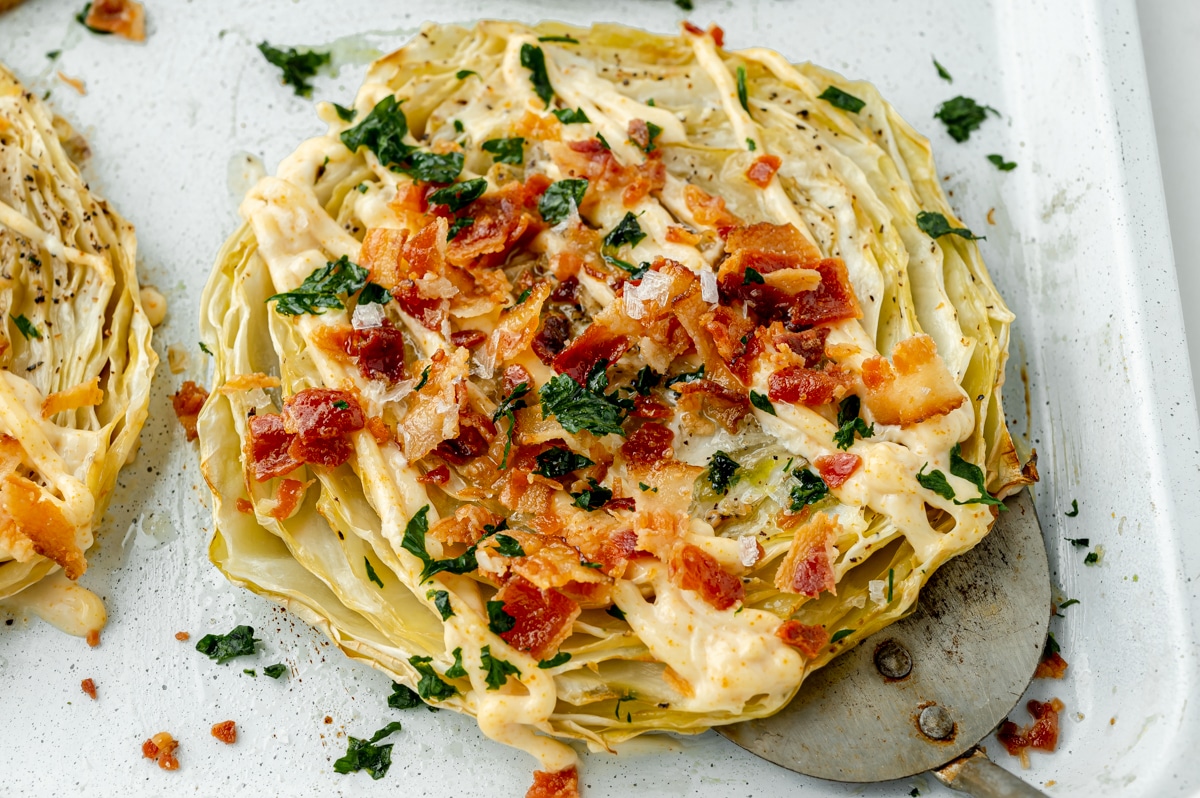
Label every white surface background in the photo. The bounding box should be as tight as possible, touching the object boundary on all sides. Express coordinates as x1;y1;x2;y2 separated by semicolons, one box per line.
0;1;1199;797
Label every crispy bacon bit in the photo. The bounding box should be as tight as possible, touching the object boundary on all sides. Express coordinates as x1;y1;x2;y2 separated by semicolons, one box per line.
503;365;533;395
81;678;97;700
745;154;782;188
429;504;502;546
527;766;580;798
435;410;495;464
447;181;536;268
246;413;302;481
632;394;672;420
552;323;631;385
861;333;964;426
1035;650;1069;680
623;159;667;207
532;312;572;366
171;381;208;442
1;472;87;580
348;321;407;383
814;453;861;489
774;326;829;367
359;227;407;289
628;118;652;151
450;329;487;349
401;348;470;462
267;479;309;520
620;423;674;471
234;497;253;514
703;305;757;365
495;575;581;660
550;277;579;304
607;496;636;511
776;620;828;658
997;698;1065;765
725;222;822;272
86;629;100;647
682;20;705;37
676;379;751;433
282;389;365;469
708;24;725;47
142;732;179;771
669;544;744;610
83;0;146;41
211;721;237;745
418;464;450;486
768;365;842;407
790;258;863;327
174;632;190;641
774;513;839;597
665;225;702;247
684;184;740;233
41;377;103;419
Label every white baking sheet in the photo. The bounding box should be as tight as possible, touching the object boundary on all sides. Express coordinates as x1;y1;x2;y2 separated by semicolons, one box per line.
2;0;1199;795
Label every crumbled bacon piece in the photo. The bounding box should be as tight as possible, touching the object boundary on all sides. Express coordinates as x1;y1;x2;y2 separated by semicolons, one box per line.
814;453;861;488
447;181;536;267
997;698;1065;764
391;278;447;331
676;380;751;433
684;184;740;233
450;329;487;349
768;365;841;406
619;423;674;471
142;732;179;771
282;389;365;469
503;364;533;395
622;159;667;207
552;323;631;385
628;118;652;151
682;20;705;37
550;277;579;304
607;496;636;511
83;0;146;41
861;333;964;426
434;410;494;464
267;478;309;520
86;629;100;647
495;575;581;660
400;347;470;462
347;321;407;383
81;678;97;700
774;326;829;367
532;312;572;365
669;544;744;610
1035;650;1069;679
359;227;407;289
632;394;672;419
429;504;502;546
789;258;863;327
211;721;237;745
745;154;781;187
246;413;302;481
171;381;208;442
1;471;89;580
527;766;580;798
776;620;828;658
774;513;839;597
418;464;450;485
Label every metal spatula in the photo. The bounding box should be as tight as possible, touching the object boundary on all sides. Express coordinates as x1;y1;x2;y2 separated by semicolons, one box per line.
719;491;1051;797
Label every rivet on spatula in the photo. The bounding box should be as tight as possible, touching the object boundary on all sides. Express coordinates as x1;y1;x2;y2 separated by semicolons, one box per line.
918;704;955;740
873;639;912;679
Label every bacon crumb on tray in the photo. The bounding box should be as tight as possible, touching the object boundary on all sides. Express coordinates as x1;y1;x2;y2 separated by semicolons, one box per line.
527;766;580;798
211;721;237;745
142;732;180;771
80;678;97;700
172;381;208;442
997;698;1065;768
174;631;190;641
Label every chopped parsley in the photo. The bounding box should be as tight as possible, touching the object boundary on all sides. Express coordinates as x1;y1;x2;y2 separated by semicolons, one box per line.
395;151;465;183
333;722;403;779
520;43;554;107
631;366;661;396
949;443;1003;507
596;132;612;150
538;178;589;225
445;647;468;679
492;381;530;469
1084;550;1100;566
533;447;594;479
1065;499;1080;517
257;42;331;98
633;121;663;153
387;682;422;710
453;119;464;133
400;505;479;583
482;137;525;165
332;103;357;122
263;663;287;679
675;0;694;8
933;58;952;82
512;287;533;306
830;629;853;644
365;557;384;588
916;463;955;500
199;342;213;355
1067;537;1090;548
333;400;350;410
456;69;477;80
1059;598;1080;610
742;267;765;285
358;282;392;305
11;314;41;341
340;95;414;169
747;138;757;151
538;35;580;44
603;212;647;259
243;668;257;677
736;65;749;112
606;605;627;622
414;365;431;391
1043;632;1060;658
552;107;590;124
818;86;866;114
538;652;572;669
916;210;984;241
987;154;1017;171
428;178;487;212
539;368;630;437
790;468;829;510
639;482;656;493
195;625;259;664
486;600;516;634
75;3;111;34
268;256;368;316
480;645;521;690
911;789;922;797
707;451;740;495
934;96;998;142
493;534;526;558
571;478;613;511
46;50;61;61
887;568;895;603
665;364;705;389
445;217;474;241
749;390;776;416
427;589;454;620
409;655;457;701
833;395;874;450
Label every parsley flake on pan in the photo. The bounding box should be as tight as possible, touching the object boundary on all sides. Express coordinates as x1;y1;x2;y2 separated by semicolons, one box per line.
707;451;740;495
387;682;422;710
1065;499;1080;517
818;86;866;114
268;256;368;316
333;722;403;779
263;663;288;679
916;210;984;241
934;95;998;142
520;43;554;107
74;3;111;35
933;57;952;82
987;154;1017;171
257;42;331;98
538;178;589;225
195;625;259;664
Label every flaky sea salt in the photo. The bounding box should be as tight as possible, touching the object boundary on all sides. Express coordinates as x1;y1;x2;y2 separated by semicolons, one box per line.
700;269;718;303
351;301;385;330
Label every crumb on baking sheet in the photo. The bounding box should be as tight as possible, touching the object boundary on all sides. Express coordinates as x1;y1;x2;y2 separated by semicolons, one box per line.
175;631;190;641
57;72;85;94
86;629;100;648
81;678;97;700
142;732;180;770
172;381;208;441
324;715;333;724
211;721;237;745
167;344;189;374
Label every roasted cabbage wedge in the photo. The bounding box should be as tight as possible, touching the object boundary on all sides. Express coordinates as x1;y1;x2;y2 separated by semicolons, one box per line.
197;21;1032;788
0;64;157;638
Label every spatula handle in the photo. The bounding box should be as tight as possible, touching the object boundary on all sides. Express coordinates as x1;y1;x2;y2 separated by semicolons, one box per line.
934;749;1049;798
